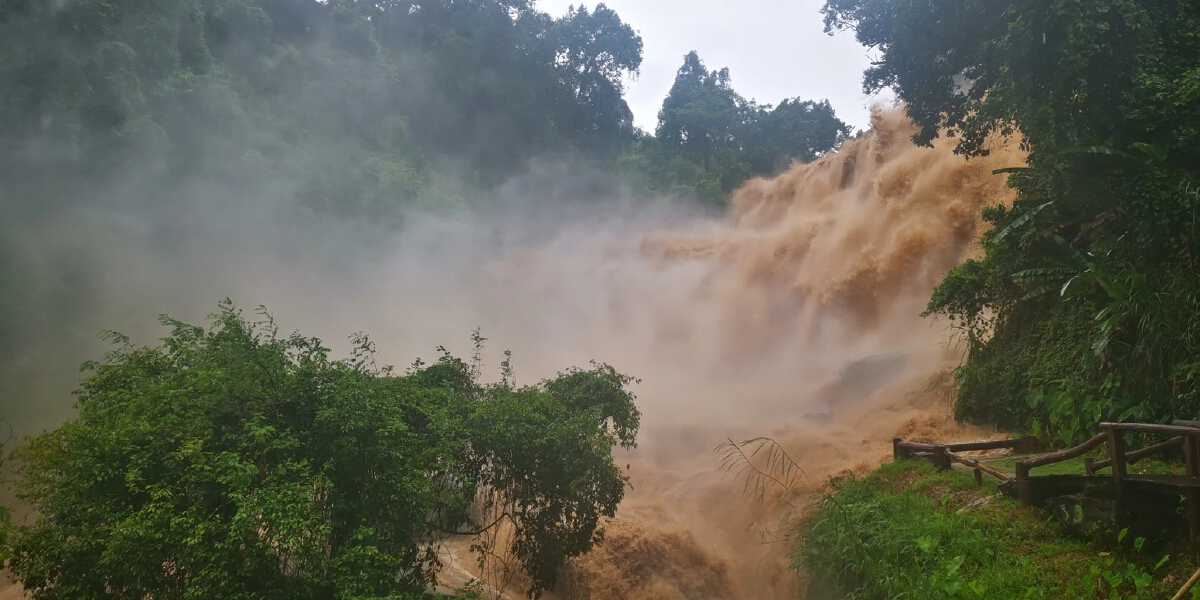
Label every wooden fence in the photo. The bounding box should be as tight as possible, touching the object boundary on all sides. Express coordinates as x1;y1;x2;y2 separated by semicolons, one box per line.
892;437;1035;486
894;422;1200;546
1014;421;1200;544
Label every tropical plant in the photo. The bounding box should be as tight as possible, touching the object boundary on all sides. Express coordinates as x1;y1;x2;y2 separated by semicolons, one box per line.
825;0;1200;440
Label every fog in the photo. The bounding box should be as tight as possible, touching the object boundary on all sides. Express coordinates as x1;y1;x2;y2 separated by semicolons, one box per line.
0;2;1023;598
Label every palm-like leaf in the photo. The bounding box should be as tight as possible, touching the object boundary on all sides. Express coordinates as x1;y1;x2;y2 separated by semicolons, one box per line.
715;437;805;502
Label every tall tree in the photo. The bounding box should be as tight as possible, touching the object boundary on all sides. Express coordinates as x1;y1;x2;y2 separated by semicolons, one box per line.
554;3;643;160
742;98;851;174
368;0;643;183
656;51;743;172
824;0;1200;437
626;51;850;204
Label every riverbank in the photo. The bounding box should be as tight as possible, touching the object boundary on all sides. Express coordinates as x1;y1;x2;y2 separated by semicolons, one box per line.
795;460;1199;599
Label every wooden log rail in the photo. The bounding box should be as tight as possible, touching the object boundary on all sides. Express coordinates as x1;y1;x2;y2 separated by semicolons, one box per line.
947;451;1011;486
1013;421;1200;546
1015;433;1107;482
1086;436;1184;474
892;437;1034;484
895;422;1200;545
893;437;1036;457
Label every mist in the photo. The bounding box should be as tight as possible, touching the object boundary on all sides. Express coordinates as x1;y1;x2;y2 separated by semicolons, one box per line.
0;0;641;437
1;2;1026;599
7;103;1022;599
3;100;1018;595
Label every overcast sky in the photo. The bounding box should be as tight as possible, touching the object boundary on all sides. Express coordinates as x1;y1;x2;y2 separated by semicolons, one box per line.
536;0;891;133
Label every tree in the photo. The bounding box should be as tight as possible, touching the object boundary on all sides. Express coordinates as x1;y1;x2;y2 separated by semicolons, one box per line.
741;98;851;174
6;303;640;599
367;0;643;184
822;0;1200;162
824;0;1200;438
0;0;648;215
656;51;743;173
626;51;851;205
553;3;643;160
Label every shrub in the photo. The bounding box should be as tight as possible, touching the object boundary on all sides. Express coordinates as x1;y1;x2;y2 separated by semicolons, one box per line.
6;301;639;599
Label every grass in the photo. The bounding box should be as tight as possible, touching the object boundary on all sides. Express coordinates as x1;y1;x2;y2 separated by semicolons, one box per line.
795;459;1199;600
983;455;1088;475
982;454;1182;477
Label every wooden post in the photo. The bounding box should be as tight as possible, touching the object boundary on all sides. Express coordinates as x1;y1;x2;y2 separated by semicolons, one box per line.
893;437;905;461
1084;457;1095;475
1186;435;1200;547
1106;428;1127;532
1015;461;1032;505
933;445;951;470
974;466;983;487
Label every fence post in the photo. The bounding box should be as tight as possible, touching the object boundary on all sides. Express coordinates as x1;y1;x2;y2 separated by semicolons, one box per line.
933;445;951;470
1186;435;1200;548
1106;428;1127;533
1016;461;1032;505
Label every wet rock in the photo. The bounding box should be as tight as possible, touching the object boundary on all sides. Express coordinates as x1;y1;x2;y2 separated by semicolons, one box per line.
997;478;1017;498
955;494;995;515
965;496;992;510
1046;494;1115;539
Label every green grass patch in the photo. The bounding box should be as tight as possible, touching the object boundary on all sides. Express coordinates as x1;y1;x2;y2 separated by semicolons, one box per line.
983;455;1087;475
982;454;1182;477
796;460;1197;599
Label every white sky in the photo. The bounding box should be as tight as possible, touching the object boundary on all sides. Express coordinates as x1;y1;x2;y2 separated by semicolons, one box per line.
536;0;891;133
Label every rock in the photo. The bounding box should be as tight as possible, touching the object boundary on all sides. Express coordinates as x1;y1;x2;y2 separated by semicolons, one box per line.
1045;494;1115;539
997;478;1017;498
955;495;994;514
966;496;992;510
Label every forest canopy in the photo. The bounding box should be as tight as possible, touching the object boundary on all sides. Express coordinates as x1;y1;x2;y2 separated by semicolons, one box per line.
0;0;851;215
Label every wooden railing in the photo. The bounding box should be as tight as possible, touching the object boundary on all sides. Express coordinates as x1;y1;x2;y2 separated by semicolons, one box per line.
893;437;1035;485
1015;421;1200;543
893;423;1200;544
1013;433;1108;489
1085;436;1184;474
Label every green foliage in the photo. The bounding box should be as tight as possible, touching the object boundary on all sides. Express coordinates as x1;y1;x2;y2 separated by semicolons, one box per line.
619;51;851;205
716;436;805;503
365;0;645;186
655;51;743;174
828;0;1200;441
0;0;656;390
0;0;648;210
798;461;1189;599
552;4;643;160
5;302;640;599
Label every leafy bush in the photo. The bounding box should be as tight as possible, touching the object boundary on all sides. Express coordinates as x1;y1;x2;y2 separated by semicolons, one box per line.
5;301;639;599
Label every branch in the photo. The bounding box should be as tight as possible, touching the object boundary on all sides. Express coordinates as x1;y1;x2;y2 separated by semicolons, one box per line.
436;512;512;537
